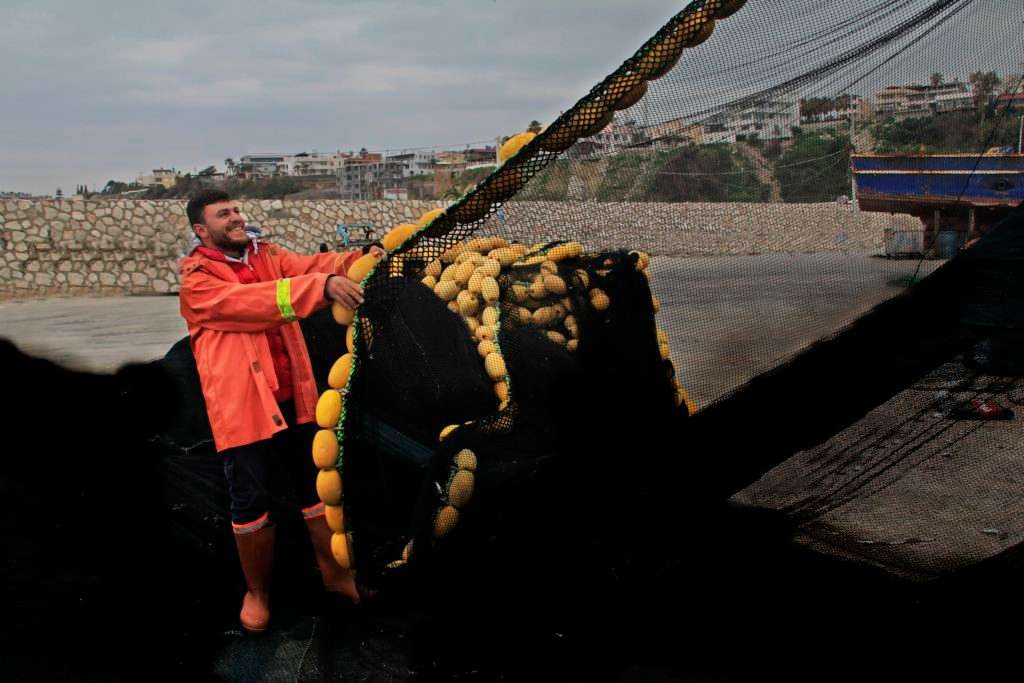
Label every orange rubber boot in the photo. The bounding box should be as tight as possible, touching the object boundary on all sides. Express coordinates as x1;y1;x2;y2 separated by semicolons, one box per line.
233;522;275;632
305;514;361;604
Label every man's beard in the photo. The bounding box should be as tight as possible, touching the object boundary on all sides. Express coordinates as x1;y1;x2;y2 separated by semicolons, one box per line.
212;226;249;253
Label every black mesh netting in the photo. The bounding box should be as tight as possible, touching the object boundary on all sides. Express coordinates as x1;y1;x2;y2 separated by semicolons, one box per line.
298;0;1024;676
9;1;1024;680
333;0;1024;584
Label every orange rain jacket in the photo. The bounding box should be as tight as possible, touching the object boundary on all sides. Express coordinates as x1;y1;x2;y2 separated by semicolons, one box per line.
179;242;362;452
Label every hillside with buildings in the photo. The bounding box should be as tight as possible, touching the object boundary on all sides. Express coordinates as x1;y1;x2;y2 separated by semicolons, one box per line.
79;72;1022;205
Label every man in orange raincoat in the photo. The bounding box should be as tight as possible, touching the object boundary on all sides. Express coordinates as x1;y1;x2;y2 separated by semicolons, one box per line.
179;189;383;633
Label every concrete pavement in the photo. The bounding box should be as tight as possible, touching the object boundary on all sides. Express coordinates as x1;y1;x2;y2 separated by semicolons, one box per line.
1;255;939;404
0;294;187;372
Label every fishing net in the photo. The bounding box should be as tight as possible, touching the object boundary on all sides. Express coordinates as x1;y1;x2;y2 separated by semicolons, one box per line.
306;0;1024;593
138;0;1024;677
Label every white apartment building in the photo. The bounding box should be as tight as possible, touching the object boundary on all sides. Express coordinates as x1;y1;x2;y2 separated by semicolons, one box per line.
234;152;350;178
800;96;869;123
934;88;975;113
686;98;799;146
643;118;704;146
336;151;386;200
384;151;435;178
235;154;287;178
700;123;737;145
136;168;179;188
289;152;343;177
873;80;974;117
589;120;645;155
703;98;800;143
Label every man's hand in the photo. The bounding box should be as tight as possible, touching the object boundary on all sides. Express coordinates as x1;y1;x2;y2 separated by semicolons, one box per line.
368;244;387;261
325;275;365;310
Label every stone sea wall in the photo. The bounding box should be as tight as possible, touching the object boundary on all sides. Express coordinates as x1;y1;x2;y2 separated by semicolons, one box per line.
497;200;915;257
0;199;442;297
0;198;914;297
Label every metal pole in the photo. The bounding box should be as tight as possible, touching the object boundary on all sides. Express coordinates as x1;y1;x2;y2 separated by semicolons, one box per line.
1018;114;1023;154
850;112;858;210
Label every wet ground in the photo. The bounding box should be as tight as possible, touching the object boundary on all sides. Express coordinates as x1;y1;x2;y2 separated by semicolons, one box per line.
1;254;940;404
0;292;187;372
647;253;941;406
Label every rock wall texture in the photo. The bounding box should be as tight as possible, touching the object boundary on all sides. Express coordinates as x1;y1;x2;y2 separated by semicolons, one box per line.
0;198;914;297
497;200;914;257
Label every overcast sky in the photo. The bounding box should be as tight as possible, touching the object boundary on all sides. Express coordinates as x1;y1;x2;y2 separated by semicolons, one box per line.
1;0;1019;196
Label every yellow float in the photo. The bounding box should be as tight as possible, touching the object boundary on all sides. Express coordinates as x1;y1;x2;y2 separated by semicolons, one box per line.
454;449;478;471
433;505;460;538
316;468;343;506
327;353;353;390
498;132;537;163
330;299;353;325
312;429;339;469
315;390;342;429
448;470;475;508
325;504;345;533
417;207;445;228
330;532;351;569
381;223;418;252
347;253;382;283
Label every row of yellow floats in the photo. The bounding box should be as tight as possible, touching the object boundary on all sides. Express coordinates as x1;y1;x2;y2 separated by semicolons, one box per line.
494;0;745;168
420;236;695;547
309;0;743;569
310;206;444;569
423;237;692;410
313;220;686;568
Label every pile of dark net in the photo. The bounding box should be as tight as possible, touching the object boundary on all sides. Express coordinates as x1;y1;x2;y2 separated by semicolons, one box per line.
46;0;1023;677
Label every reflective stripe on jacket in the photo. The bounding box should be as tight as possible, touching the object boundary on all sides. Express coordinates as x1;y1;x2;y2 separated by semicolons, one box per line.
179;243;362;452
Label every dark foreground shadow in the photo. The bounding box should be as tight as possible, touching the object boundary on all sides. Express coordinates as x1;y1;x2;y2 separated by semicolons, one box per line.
3;205;1024;680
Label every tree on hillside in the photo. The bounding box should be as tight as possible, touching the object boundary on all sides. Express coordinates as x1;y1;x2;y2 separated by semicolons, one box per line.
252;177;302;199
1001;73;1023;94
642;145;770;203
527;120;543;134
143;184;168;199
873;110;1018;154
775;130;851;203
874;113;957;152
799;94;853;121
102;180;130;195
930;72;943;88
970;71;1001;117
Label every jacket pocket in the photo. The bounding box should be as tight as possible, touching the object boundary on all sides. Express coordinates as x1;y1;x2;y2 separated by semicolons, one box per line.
246;333;280;393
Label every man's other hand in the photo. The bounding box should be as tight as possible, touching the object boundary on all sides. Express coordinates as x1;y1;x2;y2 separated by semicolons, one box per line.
368;244;387;261
325;275;365;309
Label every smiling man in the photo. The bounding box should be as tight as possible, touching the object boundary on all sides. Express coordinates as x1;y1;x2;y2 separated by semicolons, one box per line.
179;189;383;632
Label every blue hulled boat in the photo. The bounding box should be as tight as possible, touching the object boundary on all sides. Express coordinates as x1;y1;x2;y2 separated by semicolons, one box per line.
852;152;1024;255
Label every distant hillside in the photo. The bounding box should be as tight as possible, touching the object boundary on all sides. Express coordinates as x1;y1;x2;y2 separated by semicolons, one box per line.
872;110;1019;153
521;144;781;203
104;112;1009;205
137;175;333;200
